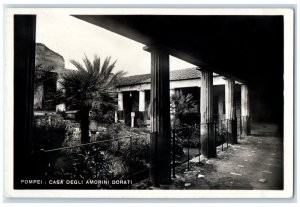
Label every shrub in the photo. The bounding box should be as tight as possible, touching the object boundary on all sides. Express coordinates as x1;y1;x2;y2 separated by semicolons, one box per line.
61;121;81;154
215;125;227;146
182;138;200;148
94;131;113;151
102;110;115;124
136;118;146;128
170;93;197;127
93;123;124;151
171;135;185;158
106;123;124;138
33;117;66;150
58;132;151;182
64;145;116;180
113;134;150;173
32;117;67;178
173;124;200;149
49;144;118;188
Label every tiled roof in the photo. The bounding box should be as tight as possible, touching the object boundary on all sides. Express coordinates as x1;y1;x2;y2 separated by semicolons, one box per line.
116;73;151;86
171;67;201;80
117;67;201;87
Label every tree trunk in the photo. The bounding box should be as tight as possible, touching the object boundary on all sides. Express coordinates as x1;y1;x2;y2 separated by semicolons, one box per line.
80;108;90;144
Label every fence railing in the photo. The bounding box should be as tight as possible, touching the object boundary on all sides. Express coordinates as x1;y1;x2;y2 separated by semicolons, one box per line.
171;116;243;175
36;117;245;188
36;135;150;189
171;124;203;176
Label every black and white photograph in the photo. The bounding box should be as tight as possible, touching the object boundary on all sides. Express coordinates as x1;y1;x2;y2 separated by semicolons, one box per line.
4;7;294;198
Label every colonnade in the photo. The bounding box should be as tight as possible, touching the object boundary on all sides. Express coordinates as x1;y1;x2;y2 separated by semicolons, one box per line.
115;46;251;186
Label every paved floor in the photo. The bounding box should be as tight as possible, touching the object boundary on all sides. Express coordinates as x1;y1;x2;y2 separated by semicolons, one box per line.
169;122;283;190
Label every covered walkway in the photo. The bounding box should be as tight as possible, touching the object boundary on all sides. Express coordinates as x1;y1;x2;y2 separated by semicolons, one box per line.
158;123;283;190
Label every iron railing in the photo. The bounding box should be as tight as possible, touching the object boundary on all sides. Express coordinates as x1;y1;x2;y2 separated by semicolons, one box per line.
37;135;150;189
171;116;242;176
36;117;245;188
171;124;202;176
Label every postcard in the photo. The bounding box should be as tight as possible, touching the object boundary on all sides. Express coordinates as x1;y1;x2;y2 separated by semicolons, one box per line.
4;7;294;198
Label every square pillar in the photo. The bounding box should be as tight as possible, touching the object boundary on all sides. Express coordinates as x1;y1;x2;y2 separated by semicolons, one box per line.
139;90;146;111
56;73;66;112
200;69;216;158
241;84;251;136
144;45;171;186
225;79;238;144
138;90;146;123
117;92;124;121
218;95;225;121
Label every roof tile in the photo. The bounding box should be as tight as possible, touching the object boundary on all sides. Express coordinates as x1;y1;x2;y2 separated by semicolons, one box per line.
117;67;201;86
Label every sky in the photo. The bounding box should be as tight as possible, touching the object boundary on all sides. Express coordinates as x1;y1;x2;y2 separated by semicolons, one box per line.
36;12;196;76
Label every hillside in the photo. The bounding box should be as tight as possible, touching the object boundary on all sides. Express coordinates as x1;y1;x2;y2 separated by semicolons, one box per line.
35;43;65;71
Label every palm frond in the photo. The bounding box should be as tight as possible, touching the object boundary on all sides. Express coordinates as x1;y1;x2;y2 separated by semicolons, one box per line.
108;70;126;86
93;55;101;74
58;55;123;111
100;56;117;77
70;59;87;73
83;54;94;74
104;59;117;76
100;56;110;75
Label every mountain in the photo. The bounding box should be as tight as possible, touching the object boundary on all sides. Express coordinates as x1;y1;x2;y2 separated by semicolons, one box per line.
35;43;65;71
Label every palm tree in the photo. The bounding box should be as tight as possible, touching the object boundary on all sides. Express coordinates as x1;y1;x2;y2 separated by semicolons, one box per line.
170;93;196;128
58;55;125;143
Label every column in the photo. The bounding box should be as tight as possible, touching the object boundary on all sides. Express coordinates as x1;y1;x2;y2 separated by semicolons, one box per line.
138;90;146;123
144;45;171;186
117;92;124;121
56;73;66;112
225;79;238;144
218;95;225;121
241;84;251;136
200;69;216;158
14;15;36;188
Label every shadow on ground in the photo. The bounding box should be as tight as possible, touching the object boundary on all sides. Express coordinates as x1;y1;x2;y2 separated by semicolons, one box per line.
133;122;283;190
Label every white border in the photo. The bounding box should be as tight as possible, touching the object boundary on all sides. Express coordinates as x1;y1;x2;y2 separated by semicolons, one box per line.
4;8;294;198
